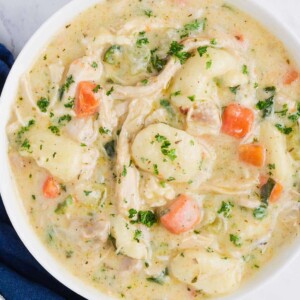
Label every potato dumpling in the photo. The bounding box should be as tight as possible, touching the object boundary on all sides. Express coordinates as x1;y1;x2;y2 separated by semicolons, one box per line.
20;129;83;182
170;249;243;295
170;48;237;109
131;123;208;183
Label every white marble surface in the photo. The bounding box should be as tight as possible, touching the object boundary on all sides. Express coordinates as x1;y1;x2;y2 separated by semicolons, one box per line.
0;0;300;299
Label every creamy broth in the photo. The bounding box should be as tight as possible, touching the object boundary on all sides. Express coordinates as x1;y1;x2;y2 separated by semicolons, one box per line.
6;0;300;299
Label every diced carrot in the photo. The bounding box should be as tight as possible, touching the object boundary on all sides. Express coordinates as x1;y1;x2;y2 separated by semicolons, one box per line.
160;194;200;234
260;176;283;204
75;81;100;118
43;176;60;199
284;69;299;85
238;144;266;167
221;103;254;139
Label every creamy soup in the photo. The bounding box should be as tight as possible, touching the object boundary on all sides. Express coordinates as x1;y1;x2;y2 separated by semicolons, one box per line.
6;0;300;299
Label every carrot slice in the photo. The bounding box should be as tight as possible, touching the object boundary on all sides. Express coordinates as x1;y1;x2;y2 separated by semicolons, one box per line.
238;144;266;167
221;103;254;139
75;81;99;118
43;176;60;199
260;176;283;204
284;69;299;85
160;194;200;234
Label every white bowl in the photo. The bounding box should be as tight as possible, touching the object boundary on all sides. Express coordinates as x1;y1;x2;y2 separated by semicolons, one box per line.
0;0;299;299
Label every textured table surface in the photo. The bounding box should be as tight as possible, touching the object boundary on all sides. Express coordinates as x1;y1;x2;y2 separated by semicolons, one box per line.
0;0;299;299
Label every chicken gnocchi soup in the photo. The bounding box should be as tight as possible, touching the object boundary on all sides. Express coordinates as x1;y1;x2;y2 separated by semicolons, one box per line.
6;0;300;299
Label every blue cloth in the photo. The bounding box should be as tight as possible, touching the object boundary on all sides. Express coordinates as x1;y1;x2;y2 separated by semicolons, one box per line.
0;44;85;300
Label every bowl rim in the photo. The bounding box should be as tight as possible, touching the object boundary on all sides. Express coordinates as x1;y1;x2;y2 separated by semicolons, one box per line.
1;0;300;299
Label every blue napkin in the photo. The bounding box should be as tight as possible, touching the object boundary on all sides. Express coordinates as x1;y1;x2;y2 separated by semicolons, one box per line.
0;44;85;300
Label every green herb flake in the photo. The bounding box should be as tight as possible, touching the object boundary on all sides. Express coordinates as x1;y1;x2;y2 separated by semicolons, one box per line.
59;75;75;100
210;38;217;45
21;139;31;151
149;48;167;73
122;165;127;177
133;229;142;242
275;124;293;135
48;126;60;136
17;119;35;140
253;205;268;220
104;45;121;64
58;114;72;125
230;234;242;247
217;201;234;218
197;46;208;57
84;190;92;196
129;209;157;227
106;87;114;96
91;61;98;69
180;18;207;38
206;59;212;69
64;98;75;108
37;97;50;113
93;84;102;93
99;127;111;135
55;195;73;215
144;9;153;17
242;64;248;75
188;95;195;102
153;164;159;175
146;268;168;285
229;85;240;95
168;41;191;64
136;31;149;48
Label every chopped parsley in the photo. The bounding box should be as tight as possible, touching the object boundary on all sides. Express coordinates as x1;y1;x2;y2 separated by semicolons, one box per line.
253;204;268;220
153;164;159;175
180;18;207;38
275;124;293;135
99;127;111;135
141;79;148;85
58;114;72;125
93;84;102;93
128;209;157;227
206;59;212;69
133;229;142;242
106;87;114;96
59;75;75;100
136;31;149;48
146;268;168;285
104;45;121;64
64;98;74;108
154;134;177;161
55;195;73;215
168;41;191;64
275;104;289;117
48;126;60;136
149;48;167;73
37;97;50;113
144;9;153;17
242;64;248;75
17;119;35;140
197;46;208;57
84;190;92;196
256;86;276;118
122;165;127;177
171;90;181;96
210;38;217;45
91;61;98;69
230;234;242;247
288;103;300;122
21;139;31;151
217;201;234;218
229;85;240;95
188;95;195;102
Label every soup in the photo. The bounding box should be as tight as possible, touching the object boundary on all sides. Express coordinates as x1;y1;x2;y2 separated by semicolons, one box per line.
6;0;300;299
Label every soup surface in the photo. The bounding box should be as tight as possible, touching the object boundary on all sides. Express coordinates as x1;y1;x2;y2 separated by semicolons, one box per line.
6;0;300;299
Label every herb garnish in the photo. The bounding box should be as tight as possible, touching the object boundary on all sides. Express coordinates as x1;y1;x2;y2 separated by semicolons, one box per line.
104;45;121;64
55;195;73;215
128;209;157;227
59;75;75;100
37;97;50;113
168;41;191;64
146;268;168;285
230;234;242;247
136;31;149;48
217;201;234;218
275;124;293;135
